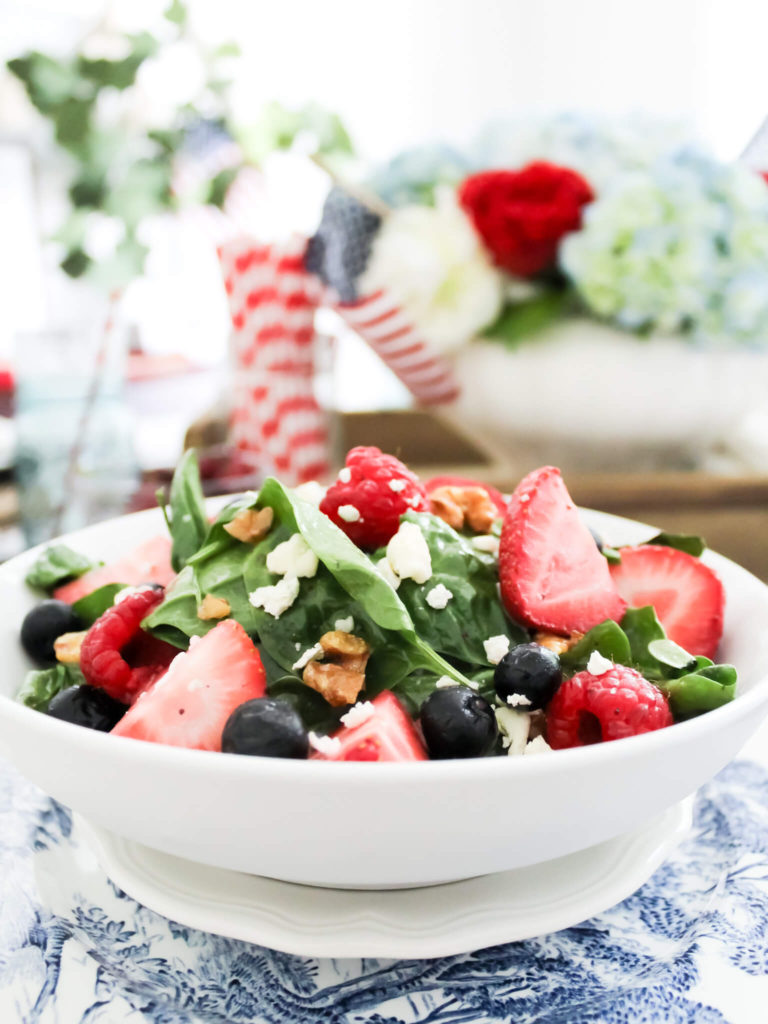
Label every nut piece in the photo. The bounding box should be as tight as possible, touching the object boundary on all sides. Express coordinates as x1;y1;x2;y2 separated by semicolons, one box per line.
55;630;87;665
223;506;274;543
302;661;366;707
319;630;370;659
197;594;231;620
534;631;582;655
429;486;496;534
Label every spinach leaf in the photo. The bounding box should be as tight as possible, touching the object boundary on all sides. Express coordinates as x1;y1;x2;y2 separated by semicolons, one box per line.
658;663;737;718
72;582;126;625
647;638;697;672
162;449;209;571
393;511;527;667
17;663;84;712
560;620;632;675
25;545;97;591
645;532;706;557
620;606;668;678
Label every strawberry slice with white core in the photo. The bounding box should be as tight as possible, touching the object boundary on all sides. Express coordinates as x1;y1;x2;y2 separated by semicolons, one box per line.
610;544;725;659
499;466;626;634
311;691;428;762
112;620;266;751
54;536;175;603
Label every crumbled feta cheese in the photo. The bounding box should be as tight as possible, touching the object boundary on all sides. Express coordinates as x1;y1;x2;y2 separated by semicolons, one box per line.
266;534;318;578
388;479;406;493
338;467;352;483
426;583;453;610
340;700;375;728
435;675;457;688
249;575;300;618
334;616;354;633
506;692;532;708
471;534;500;555
405;494;422;507
524;735;552;756
495;707;531;756
587;650;614;676
295;641;302;650
308;731;342;757
376;557;401;590
293;480;326;505
292;643;324;671
338;504;361;523
484;635;510;665
386;521;432;584
519;493;530;503
188;635;201;649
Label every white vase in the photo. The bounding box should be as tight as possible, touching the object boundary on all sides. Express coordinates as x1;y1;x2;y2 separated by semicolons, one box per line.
450;318;768;469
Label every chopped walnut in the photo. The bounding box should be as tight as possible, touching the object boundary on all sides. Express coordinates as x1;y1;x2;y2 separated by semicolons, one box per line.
429;486;496;534
319;630;370;659
223;506;274;543
197;594;231;620
534;631;582;655
302;661;366;707
54;630;87;665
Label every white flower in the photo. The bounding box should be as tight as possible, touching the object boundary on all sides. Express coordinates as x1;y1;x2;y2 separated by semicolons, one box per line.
360;187;503;353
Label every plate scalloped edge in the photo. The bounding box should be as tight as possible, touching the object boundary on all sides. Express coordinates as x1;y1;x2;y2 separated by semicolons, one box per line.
76;799;693;960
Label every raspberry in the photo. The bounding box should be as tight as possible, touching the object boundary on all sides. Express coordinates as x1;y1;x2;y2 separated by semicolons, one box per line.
319;446;429;549
80;586;175;703
546;665;673;749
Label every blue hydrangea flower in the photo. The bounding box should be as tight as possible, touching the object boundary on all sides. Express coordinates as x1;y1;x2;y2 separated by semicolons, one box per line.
366;144;471;207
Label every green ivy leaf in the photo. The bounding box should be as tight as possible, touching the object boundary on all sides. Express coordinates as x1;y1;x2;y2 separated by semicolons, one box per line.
204;167;239;209
60;247;91;279
164;0;188;25
52;96;94;149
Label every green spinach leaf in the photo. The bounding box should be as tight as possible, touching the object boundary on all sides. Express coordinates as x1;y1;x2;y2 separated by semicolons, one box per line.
162;448;209;571
645;531;706;557
620;606;669;678
25;544;97;591
658;663;737;718
560;620;632;675
17;663;84;712
72;582;126;625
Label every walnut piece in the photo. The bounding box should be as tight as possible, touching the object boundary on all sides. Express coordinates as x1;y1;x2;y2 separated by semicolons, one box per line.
54;630;87;664
302;661;366;707
429;485;496;534
533;631;582;655
319;630;370;659
197;594;231;620
223;506;274;543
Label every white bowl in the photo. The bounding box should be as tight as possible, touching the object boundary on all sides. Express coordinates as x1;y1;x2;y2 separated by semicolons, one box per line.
1;505;767;889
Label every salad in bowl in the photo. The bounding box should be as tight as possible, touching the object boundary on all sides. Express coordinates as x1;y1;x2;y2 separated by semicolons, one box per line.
16;447;736;764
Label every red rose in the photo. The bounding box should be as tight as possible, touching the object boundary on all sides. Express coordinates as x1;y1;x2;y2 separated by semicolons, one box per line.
459;162;594;277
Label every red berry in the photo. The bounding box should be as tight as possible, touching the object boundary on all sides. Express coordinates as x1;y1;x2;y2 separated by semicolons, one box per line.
53;536;175;604
610;545;724;660
547;665;673;749
499;466;626;633
80;587;174;703
319;446;429;549
310;691;428;762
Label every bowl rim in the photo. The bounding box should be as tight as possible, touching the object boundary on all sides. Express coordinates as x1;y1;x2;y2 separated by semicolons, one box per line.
2;501;768;784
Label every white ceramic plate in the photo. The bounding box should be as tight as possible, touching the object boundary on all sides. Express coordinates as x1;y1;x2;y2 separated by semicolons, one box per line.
76;800;691;959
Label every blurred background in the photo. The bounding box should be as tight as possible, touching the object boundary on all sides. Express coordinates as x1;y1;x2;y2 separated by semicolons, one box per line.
2;0;768;574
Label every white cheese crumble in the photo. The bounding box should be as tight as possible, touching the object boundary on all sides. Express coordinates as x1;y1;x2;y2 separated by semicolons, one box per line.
340;701;375;728
249;575;300;618
524;735;552;756
471;534;500;555
334;616;354;633
506;692;532;708
495;707;530;756
308;731;342;757
338;467;352;483
292;480;326;505
586;650;614;676
376;557;401;590
292;643;324;671
483;634;510;665
386;521;432;584
337;504;361;523
425;583;453;610
266;534;318;578
435;675;457;688
388;479;407;493
519;493;530;503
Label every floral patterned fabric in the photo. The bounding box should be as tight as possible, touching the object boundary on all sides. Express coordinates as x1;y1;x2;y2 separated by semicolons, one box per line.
1;754;767;1024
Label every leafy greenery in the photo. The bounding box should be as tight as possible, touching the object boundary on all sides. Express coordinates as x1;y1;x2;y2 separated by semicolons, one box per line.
560;620;632;675
160;449;209;572
17;663;85;712
645;531;707;557
72;583;126;625
482;291;571;349
25;544;97;591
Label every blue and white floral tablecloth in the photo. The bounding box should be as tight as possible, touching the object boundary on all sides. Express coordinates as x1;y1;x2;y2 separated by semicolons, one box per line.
2;727;767;1024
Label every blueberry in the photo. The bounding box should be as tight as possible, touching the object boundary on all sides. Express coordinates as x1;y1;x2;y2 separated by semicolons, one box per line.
20;600;84;665
222;698;309;759
494;642;562;711
420;686;497;759
47;685;128;731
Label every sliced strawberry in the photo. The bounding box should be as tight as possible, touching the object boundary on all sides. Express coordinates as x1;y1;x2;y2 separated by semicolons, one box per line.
111;621;267;751
499;466;626;634
311;691;428;762
54;536;175;604
424;475;507;517
610;545;725;659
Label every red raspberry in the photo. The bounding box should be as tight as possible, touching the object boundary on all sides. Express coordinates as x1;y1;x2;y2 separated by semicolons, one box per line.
319;446;429;549
546;665;673;749
80;586;175;703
